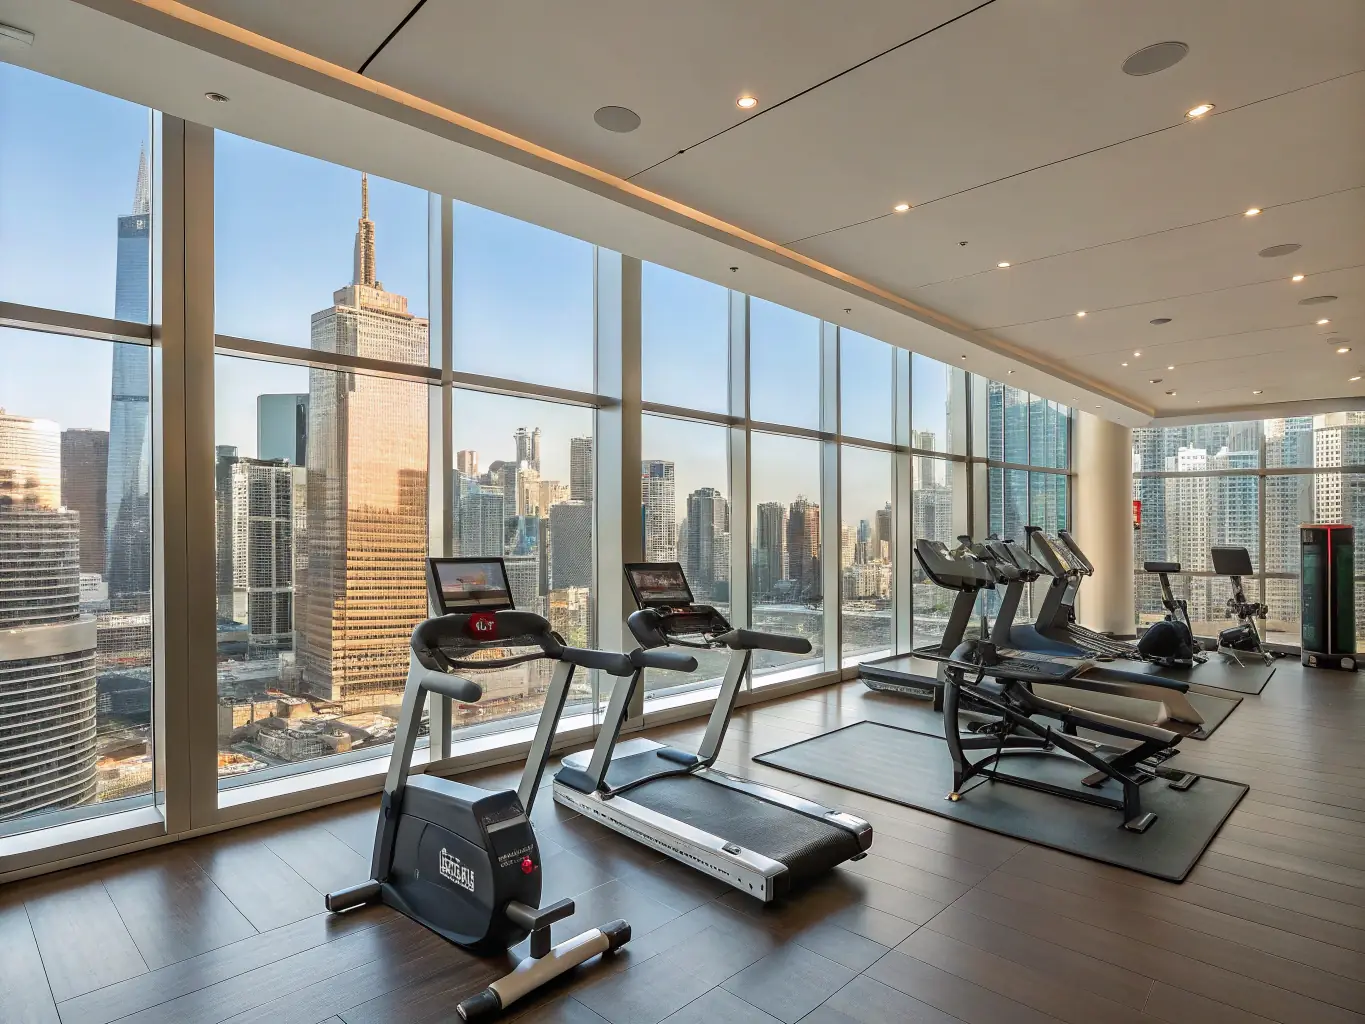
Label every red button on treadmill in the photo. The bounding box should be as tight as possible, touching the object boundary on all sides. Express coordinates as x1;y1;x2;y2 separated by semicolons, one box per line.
520;857;535;874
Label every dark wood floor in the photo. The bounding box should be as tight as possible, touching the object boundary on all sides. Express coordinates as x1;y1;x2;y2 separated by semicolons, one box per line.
3;660;1364;1024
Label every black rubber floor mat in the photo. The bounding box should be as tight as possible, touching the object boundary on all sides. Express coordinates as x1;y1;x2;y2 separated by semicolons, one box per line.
754;721;1247;882
1138;657;1275;695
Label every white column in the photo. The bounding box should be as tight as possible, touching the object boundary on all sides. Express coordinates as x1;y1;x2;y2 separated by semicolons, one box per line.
1073;412;1135;636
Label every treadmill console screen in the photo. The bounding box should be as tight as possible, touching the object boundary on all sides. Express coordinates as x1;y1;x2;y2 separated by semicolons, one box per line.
426;557;515;615
625;562;695;608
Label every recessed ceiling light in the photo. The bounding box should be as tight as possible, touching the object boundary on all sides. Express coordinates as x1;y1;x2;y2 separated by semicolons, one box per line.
1252;390;1264;395
1149;318;1172;325
1338;346;1351;354
1167;365;1175;370
205;91;230;102
1319;319;1332;325
997;261;1011;268
893;202;911;213
1121;362;1129;367
1007;369;1016;374
593;105;641;132
1186;103;1214;118
1094;405;1101;409
1292;274;1305;282
736;95;758;109
1351;376;1362;382
1166;390;1177;396
1149;378;1163;384
1133;351;1142;357
1244;208;1261;217
1076;311;1087;318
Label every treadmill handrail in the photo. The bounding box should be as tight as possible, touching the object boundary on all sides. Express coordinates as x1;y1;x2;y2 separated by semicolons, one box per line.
1056;530;1096;575
715;628;811;655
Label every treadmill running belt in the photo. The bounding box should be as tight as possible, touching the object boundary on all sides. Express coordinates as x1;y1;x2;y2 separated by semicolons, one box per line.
620;774;863;887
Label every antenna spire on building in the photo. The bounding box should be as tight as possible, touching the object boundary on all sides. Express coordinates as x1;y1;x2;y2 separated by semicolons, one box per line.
132;145;151;216
353;173;377;287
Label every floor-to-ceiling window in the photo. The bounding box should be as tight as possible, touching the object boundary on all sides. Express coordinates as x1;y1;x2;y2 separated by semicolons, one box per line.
0;66;157;837
1134;415;1365;646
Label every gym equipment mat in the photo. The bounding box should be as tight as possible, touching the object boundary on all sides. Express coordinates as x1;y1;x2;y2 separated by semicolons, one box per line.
754;721;1247;882
1137;657;1275;696
859;659;1242;739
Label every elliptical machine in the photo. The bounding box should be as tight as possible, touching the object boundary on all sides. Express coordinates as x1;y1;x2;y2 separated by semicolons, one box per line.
325;557;692;1021
1211;545;1275;667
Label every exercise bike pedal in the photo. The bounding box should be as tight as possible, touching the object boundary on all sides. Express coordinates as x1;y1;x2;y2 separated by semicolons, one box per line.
1122;812;1157;833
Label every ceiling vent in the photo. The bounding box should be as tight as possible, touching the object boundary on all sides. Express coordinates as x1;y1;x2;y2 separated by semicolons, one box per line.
1149;318;1172;325
1122;41;1189;76
593;106;641;133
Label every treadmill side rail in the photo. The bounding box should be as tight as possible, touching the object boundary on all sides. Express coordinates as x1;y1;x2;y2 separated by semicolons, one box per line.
553;783;788;901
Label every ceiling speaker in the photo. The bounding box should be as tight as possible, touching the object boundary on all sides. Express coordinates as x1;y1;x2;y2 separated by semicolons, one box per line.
1258;243;1302;258
1122;41;1189;76
593;106;641;133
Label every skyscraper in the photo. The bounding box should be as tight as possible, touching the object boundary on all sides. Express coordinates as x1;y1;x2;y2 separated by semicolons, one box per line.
296;175;429;711
60;429;109;575
753;502;786;599
215;447;296;656
453;476;506;558
570;437;593;502
455;450;479;476
514;427;542;471
684;487;729;599
257;394;309;465
641;460;677;562
105;151;152;613
787;496;821;599
0;412;99;820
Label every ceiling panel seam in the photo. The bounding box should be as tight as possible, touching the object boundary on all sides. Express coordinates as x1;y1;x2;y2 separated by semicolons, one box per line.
357;0;429;75
978;252;1365;335
782;68;1365;249
925;185;1365;308
623;0;999;181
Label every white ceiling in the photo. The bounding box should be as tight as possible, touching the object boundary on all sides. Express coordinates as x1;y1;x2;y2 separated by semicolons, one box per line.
8;0;1365;422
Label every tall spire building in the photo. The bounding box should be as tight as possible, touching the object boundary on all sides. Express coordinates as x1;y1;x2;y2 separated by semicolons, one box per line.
297;175;430;712
105;149;153;611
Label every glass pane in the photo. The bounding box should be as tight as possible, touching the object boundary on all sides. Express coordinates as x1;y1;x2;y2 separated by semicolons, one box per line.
840;447;893;664
215;354;430;783
750;433;824;679
215;133;429;351
1133;475;1170;569
0;66;153;323
451;391;595;726
1029;472;1068;534
840;331;893;443
453;203;594;392
640;416;731;692
642;264;729;414
1;329;153;832
912;457;959;649
1139;421;1262;472
1028;396;1069;469
911;354;956;454
750;299;820;429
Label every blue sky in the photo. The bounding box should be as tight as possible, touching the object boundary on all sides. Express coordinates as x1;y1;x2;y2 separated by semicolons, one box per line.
2;60;956;533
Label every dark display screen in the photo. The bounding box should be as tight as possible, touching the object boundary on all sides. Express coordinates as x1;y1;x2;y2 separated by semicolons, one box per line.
625;562;694;608
427;558;514;614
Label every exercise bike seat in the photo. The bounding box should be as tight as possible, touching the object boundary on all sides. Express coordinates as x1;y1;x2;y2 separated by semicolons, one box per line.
1144;561;1181;574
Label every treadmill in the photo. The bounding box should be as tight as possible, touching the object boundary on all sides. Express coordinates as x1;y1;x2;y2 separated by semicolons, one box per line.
1026;527;1143;660
553;563;872;902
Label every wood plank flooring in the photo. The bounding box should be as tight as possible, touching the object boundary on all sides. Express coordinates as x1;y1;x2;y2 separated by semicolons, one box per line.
1;659;1362;1024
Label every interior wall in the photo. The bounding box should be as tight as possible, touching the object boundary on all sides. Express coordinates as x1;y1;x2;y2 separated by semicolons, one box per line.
1073;412;1135;635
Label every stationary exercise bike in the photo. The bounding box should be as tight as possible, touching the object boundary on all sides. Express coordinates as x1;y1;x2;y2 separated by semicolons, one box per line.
1211;545;1276;667
325;557;696;1021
